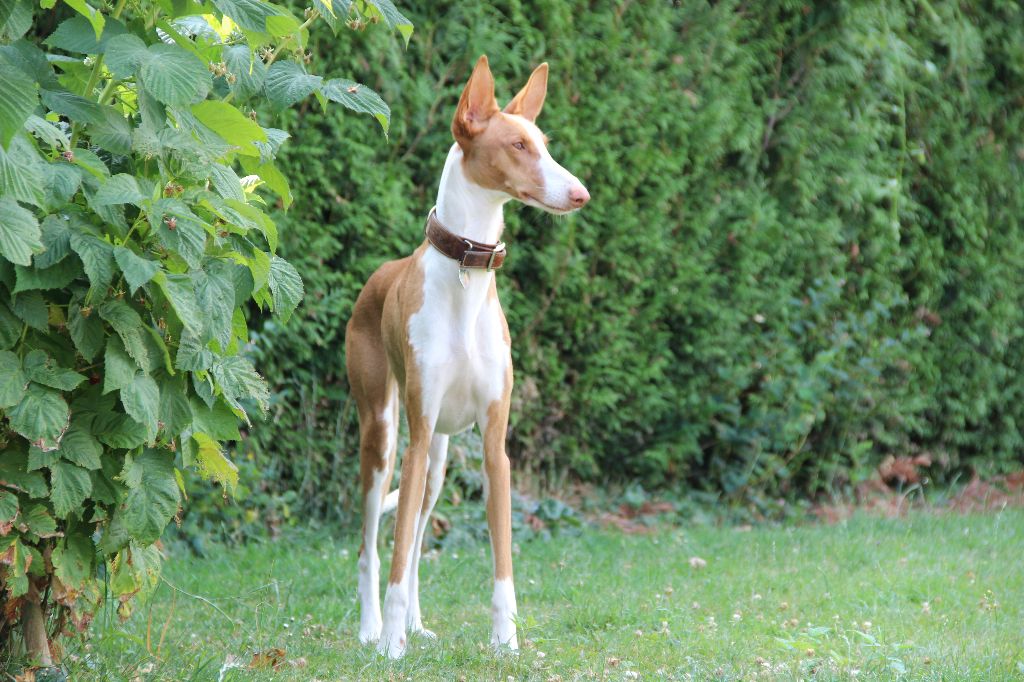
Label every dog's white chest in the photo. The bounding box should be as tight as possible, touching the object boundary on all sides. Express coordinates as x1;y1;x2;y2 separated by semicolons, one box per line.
407;249;510;435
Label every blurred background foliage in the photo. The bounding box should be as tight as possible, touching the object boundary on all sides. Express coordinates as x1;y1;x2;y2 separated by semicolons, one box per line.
214;0;1024;529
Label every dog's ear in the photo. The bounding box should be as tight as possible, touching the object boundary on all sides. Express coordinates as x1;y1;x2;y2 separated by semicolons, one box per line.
453;55;500;147
503;62;548;122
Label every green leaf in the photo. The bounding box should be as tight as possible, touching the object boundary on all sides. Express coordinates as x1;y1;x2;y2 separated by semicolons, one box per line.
248;248;270;292
69;230;115;292
58;424;102;469
11;290;47;331
193;264;235;347
27;446;59;471
0;449;48;498
41;162;81;210
139;44;211;107
311;0;347;34
240;157;291;209
224;197;278;249
322;78;391;134
68;301;103;360
52;532;93;589
103;336;136;394
93;173;144;206
0;349;26;408
50;460;92;518
13;258;82;293
44;15;100;53
44;15;127;54
40;88;106;125
90;453;124;505
35;215;71;268
0;302;19;350
23;349;86;390
364;0;413;47
211;354;268;417
0;0;31;42
113;246;158;294
143;324;173;374
24;114;69;150
92;411;147;449
222;45;265;100
121;449;179;544
154;272;202;335
209;163;246;203
0;135;45;206
7;384;69;445
120;372;159;433
264;61;322;111
174;328;215;371
1;538;29;597
159;377;191;439
98;299;149;368
189;397;241;440
0;56;37;149
70;147;110;179
22;505;58;538
191;100;267;157
211;0;294;33
62;0;105;40
268;255;303;322
97;511;129;553
89;107;133;155
103;33;148;79
0;489;17;530
192;432;238;494
149;200;208;268
0;197;42;266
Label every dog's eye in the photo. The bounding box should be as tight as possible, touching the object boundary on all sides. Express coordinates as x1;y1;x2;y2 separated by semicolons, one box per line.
512;141;525;151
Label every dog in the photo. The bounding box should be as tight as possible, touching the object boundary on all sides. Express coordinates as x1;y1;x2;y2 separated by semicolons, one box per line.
345;55;590;658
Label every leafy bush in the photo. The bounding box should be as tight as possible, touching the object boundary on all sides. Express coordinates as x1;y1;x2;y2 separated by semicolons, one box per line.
246;0;1024;523
0;0;406;663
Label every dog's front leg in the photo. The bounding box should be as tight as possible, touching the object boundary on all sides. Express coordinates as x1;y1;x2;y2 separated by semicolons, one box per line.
378;413;432;659
481;398;518;651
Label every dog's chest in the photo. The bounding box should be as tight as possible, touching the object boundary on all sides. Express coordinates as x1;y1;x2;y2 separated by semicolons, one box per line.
406;251;510;435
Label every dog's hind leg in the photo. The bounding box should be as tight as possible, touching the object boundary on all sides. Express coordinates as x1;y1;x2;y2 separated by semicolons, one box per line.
406;433;449;637
354;380;397;645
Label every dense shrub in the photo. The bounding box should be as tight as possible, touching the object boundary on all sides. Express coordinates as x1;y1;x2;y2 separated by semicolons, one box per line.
0;0;406;663
251;1;1024;521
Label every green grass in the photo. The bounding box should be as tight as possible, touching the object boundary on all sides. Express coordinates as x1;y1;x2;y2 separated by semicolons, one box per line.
66;511;1023;681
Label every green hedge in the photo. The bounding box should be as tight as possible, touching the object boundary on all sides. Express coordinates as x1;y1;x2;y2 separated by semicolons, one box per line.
248;0;1024;519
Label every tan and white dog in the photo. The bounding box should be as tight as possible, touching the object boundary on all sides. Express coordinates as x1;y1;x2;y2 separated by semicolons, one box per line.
345;55;589;659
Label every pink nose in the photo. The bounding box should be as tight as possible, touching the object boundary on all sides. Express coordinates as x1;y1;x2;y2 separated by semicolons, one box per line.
569;184;590;208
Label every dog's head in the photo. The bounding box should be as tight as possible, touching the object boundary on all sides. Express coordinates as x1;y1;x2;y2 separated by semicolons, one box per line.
451;55;590;214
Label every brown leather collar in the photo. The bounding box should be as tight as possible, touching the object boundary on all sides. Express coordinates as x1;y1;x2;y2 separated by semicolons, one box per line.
424;208;506;270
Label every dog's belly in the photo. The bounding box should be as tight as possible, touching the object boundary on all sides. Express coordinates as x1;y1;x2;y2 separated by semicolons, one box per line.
426;351;506;435
434;380;476;435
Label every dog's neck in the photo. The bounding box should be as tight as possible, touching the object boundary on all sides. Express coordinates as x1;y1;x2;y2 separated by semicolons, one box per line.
435;143;509;246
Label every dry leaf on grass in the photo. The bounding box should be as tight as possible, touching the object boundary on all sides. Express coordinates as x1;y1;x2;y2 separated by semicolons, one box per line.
249;647;288;670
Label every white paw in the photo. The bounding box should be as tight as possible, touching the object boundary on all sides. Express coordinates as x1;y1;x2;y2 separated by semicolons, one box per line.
377;627;407;659
358;620;381;645
490;625;518;652
409;622;437;639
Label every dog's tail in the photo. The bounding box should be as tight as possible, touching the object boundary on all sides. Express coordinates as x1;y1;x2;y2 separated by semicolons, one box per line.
380;489;400;515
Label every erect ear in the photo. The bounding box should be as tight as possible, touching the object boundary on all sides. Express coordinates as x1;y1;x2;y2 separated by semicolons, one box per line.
452;55;500;147
503;62;548;122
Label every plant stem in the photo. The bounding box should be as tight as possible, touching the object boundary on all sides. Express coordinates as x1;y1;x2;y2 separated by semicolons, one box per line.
223;12;319;105
22;583;53;667
69;0;131;146
263;11;320;70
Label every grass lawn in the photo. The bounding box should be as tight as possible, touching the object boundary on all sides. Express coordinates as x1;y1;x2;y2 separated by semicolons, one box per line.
65;510;1023;681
